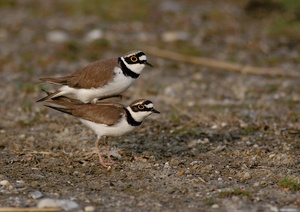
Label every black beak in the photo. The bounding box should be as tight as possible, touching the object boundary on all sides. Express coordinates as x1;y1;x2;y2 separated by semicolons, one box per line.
151;108;160;114
145;61;153;67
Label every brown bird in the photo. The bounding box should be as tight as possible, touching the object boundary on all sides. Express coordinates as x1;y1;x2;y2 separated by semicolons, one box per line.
37;50;153;103
43;95;160;167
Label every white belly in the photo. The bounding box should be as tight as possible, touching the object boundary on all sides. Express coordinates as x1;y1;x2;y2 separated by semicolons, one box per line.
79;118;136;138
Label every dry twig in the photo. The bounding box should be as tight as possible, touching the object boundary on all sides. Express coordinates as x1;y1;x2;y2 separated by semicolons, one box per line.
145;47;300;78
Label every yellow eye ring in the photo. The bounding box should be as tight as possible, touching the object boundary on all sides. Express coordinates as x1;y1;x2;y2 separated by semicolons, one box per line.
130;56;138;62
138;104;144;110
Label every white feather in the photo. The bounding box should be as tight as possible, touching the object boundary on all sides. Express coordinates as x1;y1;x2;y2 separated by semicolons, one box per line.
139;55;147;61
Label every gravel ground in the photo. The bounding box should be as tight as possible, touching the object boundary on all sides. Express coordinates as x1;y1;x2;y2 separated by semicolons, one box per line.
0;0;300;211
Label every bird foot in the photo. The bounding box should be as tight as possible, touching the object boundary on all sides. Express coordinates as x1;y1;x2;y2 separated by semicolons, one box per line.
99;160;115;168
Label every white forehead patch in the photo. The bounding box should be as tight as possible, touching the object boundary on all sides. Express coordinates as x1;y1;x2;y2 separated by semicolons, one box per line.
139;55;147;61
145;103;154;108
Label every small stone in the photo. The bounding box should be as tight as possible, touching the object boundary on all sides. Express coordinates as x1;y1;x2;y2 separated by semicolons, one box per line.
190;161;201;166
26;135;35;142
243;172;251;180
253;182;260;187
85;206;96;212
269;154;276;158
84;29;103;42
31;190;43;199
170;158;180;167
211;124;218;129
161;31;189;42
164;162;170;169
31;181;39;188
38;198;79;211
47;30;69;43
15;180;25;188
211;204;219;208
0;180;10;186
19;134;26;139
221;122;227;127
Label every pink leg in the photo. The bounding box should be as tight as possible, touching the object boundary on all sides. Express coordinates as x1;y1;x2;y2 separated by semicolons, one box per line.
95;137;107;168
104;137;114;165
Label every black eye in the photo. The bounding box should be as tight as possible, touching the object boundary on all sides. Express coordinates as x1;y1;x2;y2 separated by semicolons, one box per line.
130;56;138;62
137;104;144;110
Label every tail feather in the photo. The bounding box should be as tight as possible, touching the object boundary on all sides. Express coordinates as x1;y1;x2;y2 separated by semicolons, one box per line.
36;90;62;102
39;76;71;85
44;104;73;116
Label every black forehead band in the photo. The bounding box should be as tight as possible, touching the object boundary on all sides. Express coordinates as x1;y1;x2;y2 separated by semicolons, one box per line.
135;51;145;58
143;100;152;105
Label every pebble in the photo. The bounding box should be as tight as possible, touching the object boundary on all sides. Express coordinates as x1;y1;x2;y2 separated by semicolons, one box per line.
170;158;180;167
190;161;201;166
0;180;14;190
0;180;10;186
38;198;79;211
161;31;190;42
211;124;218;129
269;154;276;158
164;162;170;169
26;135;35;142
85;206;96;212
15;180;25;188
47;30;70;43
243;172;252;180
30;190;43;199
211;204;219;208
253;182;260;187
19;134;26;139
84;29;103;42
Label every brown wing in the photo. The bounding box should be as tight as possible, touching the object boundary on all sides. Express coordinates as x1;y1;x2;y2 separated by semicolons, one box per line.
67;58;119;89
44;96;125;126
72;103;126;126
39;58;119;89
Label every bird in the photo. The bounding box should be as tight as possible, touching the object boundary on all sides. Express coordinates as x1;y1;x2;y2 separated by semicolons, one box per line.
42;95;160;167
37;50;153;104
